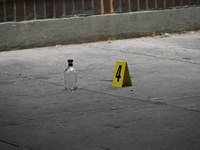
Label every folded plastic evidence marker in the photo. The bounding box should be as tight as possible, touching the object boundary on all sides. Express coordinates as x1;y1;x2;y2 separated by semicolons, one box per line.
112;61;132;87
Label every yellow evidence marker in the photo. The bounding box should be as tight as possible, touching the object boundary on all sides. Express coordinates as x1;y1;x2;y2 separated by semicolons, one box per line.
112;61;132;87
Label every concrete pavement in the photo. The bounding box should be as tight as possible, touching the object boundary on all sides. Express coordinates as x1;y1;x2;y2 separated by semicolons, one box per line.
0;31;200;150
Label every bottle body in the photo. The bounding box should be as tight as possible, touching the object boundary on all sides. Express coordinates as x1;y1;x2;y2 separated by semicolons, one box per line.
64;63;77;91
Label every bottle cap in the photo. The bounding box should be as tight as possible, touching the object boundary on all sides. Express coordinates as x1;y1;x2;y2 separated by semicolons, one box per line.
68;59;73;62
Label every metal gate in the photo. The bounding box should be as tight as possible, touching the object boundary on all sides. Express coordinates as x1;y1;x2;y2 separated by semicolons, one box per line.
0;0;199;23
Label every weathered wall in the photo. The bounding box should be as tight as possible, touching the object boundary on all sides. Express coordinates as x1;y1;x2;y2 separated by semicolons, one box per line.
0;7;200;51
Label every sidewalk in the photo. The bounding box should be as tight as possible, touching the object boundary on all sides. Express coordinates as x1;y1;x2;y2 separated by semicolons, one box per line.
0;32;200;150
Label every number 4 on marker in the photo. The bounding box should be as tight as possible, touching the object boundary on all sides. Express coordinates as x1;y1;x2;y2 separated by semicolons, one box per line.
116;65;122;82
112;61;132;87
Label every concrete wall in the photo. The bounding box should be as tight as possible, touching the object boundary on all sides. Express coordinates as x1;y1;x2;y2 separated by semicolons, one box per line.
0;7;200;51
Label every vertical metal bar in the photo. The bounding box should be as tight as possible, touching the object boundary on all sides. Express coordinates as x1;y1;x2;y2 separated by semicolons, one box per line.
14;0;16;21
82;0;85;15
137;0;140;10
72;0;75;15
172;0;174;7
128;0;131;11
155;0;157;9
110;0;113;13
44;0;46;19
33;0;36;19
63;0;66;17
53;0;56;18
23;0;26;21
3;1;6;22
119;0;122;12
91;0;94;14
100;0;103;14
146;0;148;9
164;0;166;8
180;0;183;6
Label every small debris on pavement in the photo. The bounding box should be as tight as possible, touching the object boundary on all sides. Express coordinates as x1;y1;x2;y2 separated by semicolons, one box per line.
55;44;62;47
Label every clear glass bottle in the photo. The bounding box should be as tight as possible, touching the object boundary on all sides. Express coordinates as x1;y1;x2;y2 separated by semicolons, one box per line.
64;59;77;91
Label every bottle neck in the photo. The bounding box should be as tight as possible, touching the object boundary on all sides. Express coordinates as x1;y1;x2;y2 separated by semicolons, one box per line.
68;63;73;67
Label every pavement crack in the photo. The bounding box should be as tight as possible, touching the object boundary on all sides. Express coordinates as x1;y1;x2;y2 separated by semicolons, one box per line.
78;67;104;71
0;139;44;150
38;80;63;86
79;88;200;114
90;46;200;65
0;107;125;127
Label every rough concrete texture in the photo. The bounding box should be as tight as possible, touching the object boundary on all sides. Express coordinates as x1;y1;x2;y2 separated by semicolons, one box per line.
0;7;200;51
0;31;200;150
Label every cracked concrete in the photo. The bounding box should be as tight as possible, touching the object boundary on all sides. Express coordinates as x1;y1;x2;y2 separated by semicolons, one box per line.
0;31;200;150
